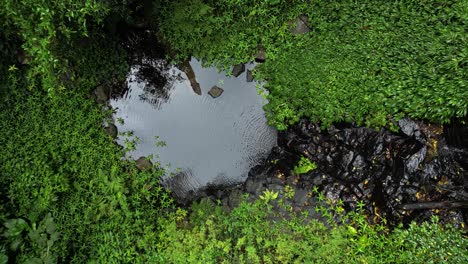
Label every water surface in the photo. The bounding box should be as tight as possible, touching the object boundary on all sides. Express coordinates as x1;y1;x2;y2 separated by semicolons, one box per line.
111;59;277;198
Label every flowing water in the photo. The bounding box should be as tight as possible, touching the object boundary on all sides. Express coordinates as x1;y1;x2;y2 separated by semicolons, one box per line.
110;58;277;199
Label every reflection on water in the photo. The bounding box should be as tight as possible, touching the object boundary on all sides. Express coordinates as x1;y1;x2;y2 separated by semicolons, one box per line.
111;58;277;199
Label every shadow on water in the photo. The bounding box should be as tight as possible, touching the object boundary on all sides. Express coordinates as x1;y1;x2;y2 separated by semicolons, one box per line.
113;29;177;109
110;35;277;201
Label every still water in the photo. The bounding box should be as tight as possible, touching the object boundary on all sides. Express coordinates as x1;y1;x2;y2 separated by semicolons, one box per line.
110;58;277;199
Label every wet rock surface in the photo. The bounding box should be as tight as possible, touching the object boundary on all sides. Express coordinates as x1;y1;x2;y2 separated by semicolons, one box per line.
187;118;467;228
246;70;254;82
232;64;245;77
208;86;224;98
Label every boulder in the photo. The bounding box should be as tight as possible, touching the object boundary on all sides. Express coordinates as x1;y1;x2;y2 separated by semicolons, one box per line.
208;86;224;98
254;45;266;62
398;117;424;142
95;85;109;104
246;70;254;82
136;156;153;171
104;124;118;139
289;15;311;35
232;64;245;77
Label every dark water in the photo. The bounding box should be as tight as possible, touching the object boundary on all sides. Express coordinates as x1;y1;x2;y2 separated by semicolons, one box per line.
111;58;277;198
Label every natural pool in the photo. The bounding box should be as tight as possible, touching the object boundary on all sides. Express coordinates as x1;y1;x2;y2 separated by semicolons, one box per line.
111;58;277;199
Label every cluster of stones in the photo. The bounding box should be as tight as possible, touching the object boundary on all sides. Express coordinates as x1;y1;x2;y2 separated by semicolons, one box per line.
191;118;467;227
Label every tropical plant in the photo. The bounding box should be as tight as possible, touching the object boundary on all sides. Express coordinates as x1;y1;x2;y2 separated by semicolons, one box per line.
293;156;317;175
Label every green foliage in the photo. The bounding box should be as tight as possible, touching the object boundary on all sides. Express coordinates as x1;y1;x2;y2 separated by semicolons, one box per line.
2;214;59;263
0;73;173;262
157;0;307;68
158;195;468;263
386;218;468;263
0;0;129;95
293;156;317;175
259;0;468;128
158;0;468;129
259;189;279;203
0;247;6;264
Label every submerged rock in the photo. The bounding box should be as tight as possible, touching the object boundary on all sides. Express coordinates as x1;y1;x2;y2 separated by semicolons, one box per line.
232;64;245;77
180;59;202;95
208;86;224;98
135;156;153;171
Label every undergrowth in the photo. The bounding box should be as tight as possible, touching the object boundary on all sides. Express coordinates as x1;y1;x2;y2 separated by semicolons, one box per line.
1;0;467;262
0;68;173;263
158;0;468;129
158;191;468;263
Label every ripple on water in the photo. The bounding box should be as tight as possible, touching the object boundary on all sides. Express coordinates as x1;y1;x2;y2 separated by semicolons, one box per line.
111;58;277;198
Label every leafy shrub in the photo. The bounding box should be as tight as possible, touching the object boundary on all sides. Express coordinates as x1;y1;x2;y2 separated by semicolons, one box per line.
157;0;308;68
258;0;468;129
158;195;468;263
0;0;128;95
0;73;173;262
293;156;317;175
158;0;468;129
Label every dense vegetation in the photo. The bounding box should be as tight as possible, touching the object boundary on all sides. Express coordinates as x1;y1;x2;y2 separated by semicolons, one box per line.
158;196;467;263
0;0;467;263
158;0;468;129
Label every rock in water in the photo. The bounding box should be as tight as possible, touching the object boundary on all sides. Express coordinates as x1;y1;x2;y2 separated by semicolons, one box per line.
246;70;254;82
136;156;153;171
232;64;245;77
208;86;224;98
180;59;202;95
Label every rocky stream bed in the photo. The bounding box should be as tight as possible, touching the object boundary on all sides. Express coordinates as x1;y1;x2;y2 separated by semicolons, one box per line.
195;118;468;228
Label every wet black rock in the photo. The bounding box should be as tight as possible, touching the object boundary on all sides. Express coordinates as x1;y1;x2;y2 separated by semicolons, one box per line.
172;118;467;228
232;64;245;77
246;70;254;82
293;188;309;206
245;179;264;195
227;189;244;208
398;118;425;143
444;116;468;149
281;119;467;226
